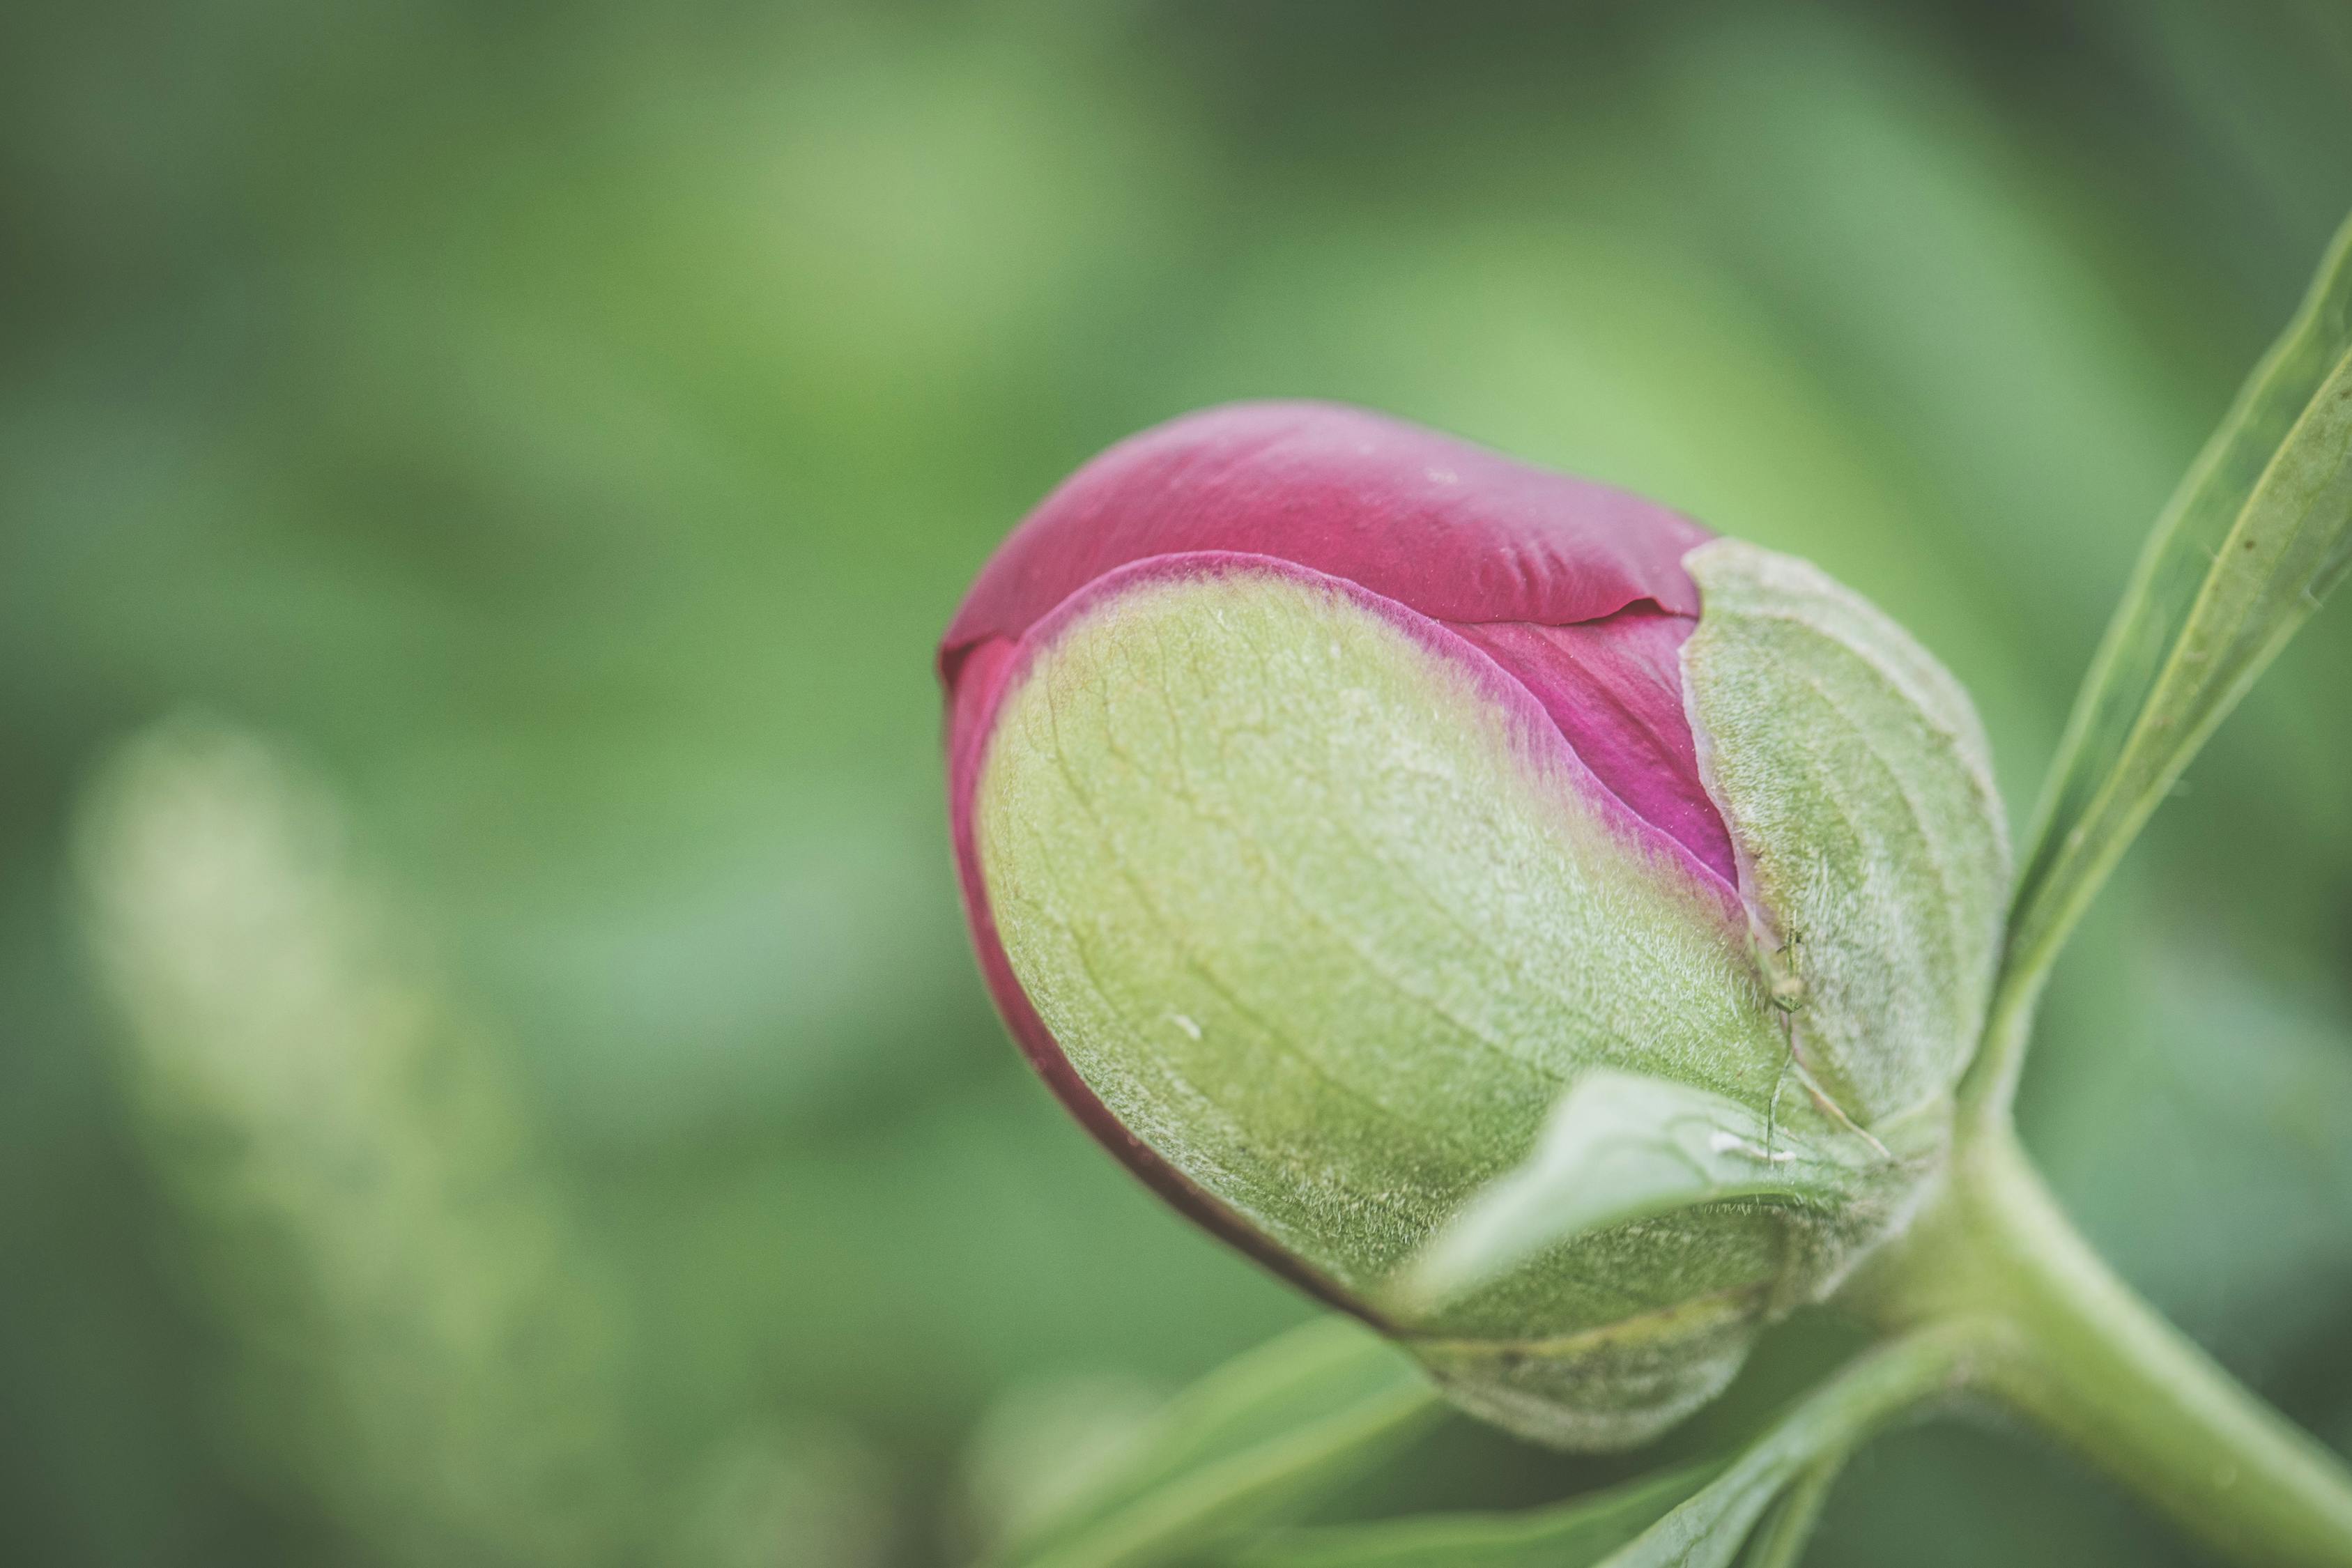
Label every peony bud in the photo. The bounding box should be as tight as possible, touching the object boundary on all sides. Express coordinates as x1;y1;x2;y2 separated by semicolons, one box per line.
939;402;2008;1448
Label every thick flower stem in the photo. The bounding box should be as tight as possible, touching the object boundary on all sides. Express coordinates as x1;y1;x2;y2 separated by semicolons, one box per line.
1857;1127;2352;1567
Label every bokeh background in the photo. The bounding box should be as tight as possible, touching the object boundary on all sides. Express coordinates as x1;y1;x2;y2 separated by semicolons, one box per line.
6;1;2351;1564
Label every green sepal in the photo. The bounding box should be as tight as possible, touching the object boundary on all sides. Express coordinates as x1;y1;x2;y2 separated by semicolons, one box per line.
1681;539;2011;1128
977;565;1800;1335
1392;1070;1893;1313
1401;1290;1767;1455
979;555;1989;1452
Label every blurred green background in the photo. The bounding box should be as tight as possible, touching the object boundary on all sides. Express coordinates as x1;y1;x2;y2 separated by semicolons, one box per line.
5;1;2351;1564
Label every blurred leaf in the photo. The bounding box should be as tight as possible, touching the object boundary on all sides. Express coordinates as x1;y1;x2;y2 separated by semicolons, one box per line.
2005;211;2352;994
989;1317;1443;1568
1394;1071;1882;1313
661;1422;897;1568
2029;933;2352;1365
953;1373;1167;1560
1222;1462;1721;1568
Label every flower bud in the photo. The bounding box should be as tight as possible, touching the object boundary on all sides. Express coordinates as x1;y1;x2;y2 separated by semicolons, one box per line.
939;402;2008;1448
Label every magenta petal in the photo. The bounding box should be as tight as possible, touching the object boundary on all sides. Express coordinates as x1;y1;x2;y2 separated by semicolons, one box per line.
1449;611;1737;888
940;400;1711;682
941;398;1735;898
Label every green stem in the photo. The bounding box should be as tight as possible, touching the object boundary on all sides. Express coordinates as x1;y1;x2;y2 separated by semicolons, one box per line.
1856;1128;2352;1567
1952;962;2044;1139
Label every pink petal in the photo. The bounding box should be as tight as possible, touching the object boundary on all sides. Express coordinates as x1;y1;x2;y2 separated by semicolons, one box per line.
941;401;1709;680
1450;612;1736;886
942;400;1734;886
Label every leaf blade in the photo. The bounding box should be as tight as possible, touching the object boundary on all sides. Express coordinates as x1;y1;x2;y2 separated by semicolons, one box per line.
2000;212;2352;1018
990;1317;1444;1568
1227;1462;1723;1568
1220;1331;1969;1568
1734;1451;1846;1568
1594;1328;1975;1568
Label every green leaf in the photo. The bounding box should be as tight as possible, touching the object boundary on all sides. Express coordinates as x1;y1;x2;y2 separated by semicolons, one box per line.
1734;1452;1845;1568
1225;1462;1723;1568
1219;1332;1962;1568
1591;1328;1974;1568
1391;1071;1882;1312
989;1316;1445;1568
2001;211;2352;1013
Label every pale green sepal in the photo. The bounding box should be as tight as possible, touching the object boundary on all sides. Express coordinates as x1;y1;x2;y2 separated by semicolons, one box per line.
1405;1289;1764;1451
978;567;1795;1325
1394;1070;1884;1314
1681;539;2011;1127
1396;1070;1946;1449
980;562;1957;1452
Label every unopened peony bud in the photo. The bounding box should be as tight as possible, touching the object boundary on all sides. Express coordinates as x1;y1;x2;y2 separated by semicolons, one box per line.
939;402;2008;1448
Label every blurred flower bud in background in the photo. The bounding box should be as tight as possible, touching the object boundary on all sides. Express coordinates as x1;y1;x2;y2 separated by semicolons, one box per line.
941;403;2011;1447
75;721;640;1565
76;721;905;1568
